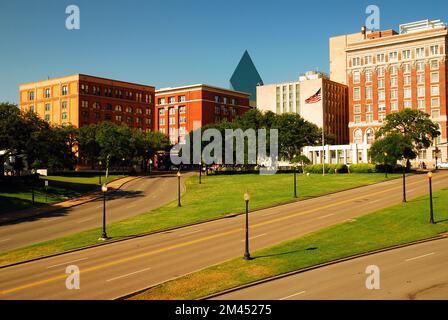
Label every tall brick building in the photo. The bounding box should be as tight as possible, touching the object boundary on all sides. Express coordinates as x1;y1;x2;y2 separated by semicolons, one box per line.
155;84;251;144
330;19;447;164
19;74;155;131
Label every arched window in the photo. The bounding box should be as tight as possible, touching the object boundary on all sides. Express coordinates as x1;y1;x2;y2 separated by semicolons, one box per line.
115;105;122;112
354;129;363;144
366;128;374;144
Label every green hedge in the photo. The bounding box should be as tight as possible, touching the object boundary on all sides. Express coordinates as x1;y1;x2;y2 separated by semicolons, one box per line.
304;164;348;174
348;164;377;173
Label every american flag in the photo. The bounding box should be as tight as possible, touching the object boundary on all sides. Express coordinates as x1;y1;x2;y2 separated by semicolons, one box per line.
305;88;321;104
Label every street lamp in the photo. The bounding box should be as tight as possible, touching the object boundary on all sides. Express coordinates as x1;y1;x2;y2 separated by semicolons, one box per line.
199;162;202;184
384;152;388;178
98;160;102;185
293;165;297;198
99;184;109;240
31;169;36;205
243;191;251;260
402;160;407;203
177;170;181;207
427;171;435;224
434;147;440;170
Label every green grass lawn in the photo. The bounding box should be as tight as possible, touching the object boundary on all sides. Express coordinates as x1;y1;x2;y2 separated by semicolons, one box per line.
0;173;400;267
130;187;448;300
0;174;124;215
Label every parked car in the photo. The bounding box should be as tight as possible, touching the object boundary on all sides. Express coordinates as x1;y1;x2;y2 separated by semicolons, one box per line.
437;162;448;169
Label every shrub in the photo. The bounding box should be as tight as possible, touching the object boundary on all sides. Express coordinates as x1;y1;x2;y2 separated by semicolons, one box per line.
304;164;348;174
347;164;377;173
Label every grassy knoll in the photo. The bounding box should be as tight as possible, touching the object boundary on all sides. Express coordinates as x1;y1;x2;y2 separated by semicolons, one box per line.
0;173;400;266
0;174;124;214
130;187;448;300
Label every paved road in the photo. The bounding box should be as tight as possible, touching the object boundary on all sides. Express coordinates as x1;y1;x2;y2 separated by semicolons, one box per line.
213;238;448;300
1;171;448;299
0;173;187;252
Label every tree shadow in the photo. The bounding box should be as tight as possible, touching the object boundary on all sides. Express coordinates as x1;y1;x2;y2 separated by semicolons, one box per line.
253;247;318;260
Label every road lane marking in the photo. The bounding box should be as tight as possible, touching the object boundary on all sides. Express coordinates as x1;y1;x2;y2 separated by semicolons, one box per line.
46;257;88;269
179;230;202;237
240;233;268;242
316;214;335;219
0;177;440;295
0;238;11;243
279;291;306;300
369;199;381;204
405;252;435;262
106;267;152;282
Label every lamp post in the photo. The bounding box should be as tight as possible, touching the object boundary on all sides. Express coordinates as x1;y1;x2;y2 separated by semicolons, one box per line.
402;160;407;203
435;147;440;170
99;184;109;240
243;191;251;260
177;170;181;207
31;170;35;206
384;152;388;178
294;166;297;198
428;171;435;224
98;160;102;185
199;162;202;184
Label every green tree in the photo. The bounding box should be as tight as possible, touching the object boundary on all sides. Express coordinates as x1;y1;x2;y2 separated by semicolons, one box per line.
370;133;416;169
78;124;100;169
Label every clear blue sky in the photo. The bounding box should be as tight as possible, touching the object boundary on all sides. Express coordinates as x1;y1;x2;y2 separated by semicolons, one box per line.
1;0;447;103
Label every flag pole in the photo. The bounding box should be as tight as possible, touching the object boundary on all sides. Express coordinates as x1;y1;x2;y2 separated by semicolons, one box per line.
322;85;325;176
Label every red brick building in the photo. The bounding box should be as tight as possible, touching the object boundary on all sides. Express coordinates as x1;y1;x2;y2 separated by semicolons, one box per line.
155;84;251;144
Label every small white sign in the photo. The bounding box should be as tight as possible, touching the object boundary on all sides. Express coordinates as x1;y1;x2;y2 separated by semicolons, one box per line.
37;169;48;176
45;180;49;187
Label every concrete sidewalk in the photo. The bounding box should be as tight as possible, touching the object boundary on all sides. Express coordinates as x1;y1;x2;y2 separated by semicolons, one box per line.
0;176;140;224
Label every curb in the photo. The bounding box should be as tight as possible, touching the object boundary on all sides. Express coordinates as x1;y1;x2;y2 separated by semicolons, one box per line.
0;173;424;269
199;234;448;300
0;175;141;225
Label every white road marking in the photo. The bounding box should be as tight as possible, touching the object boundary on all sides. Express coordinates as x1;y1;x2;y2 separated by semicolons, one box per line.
179;230;202;237
47;257;88;269
241;233;268;241
279;291;306;300
0;238;11;243
405;252;435;262
76;216;95;223
106;267;152;282
317;213;335;219
369;199;381;204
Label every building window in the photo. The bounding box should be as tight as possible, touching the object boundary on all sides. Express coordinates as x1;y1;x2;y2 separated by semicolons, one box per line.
364;55;372;65
29;105;35;113
378;113;386;123
431;72;439;83
158;98;166;104
365;87;372;100
126;106;133;113
169;127;176;135
45;103;51;111
223;97;228;104
353;70;360;84
169;108;175;115
431;97;440;108
353;87;360;100
377;78;385;88
169;117;176;125
417;99;425;109
145;118;151;125
366;114;373;123
417;86;425;97
391;89;398;100
62;112;68;120
416;47;425;58
215;105;220;114
403;75;411;86
378;103;386;112
93;102;101;109
214;96;220;103
29;91;35;101
366;129;374;144
178;95;186;102
179;106;186;113
44;88;51;98
94;112;100;120
81;84;89;93
378;90;385;101
82;101;88;108
431;85;439;96
45;114;50;121
145;108;151;115
159;118;166;126
390;76;398;87
179;116;186;124
401;49;411;60
391;101;398;111
354;116;361;124
403;63;411;74
430;45;439;56
388;51;398;62
365;104;373;113
417;73;425;84
354;104;361;114
404;100;412;109
354;129;362;144
115;105;122;112
115;115;122;122
432;109;440;118
377;67;385;77
159;108;166;116
376;53;385;63
231;98;236;105
159;128;166;134
430;59;439;70
62;101;68;109
136;108;142;114
352;57;361;67
404;88;412;99
168;97;175;104
62;85;68;96
416;61;425;72
390;65;398;75
365;70;372;82
179;127;186;135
